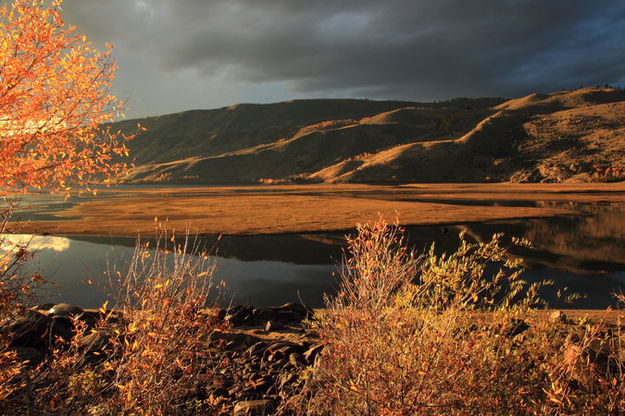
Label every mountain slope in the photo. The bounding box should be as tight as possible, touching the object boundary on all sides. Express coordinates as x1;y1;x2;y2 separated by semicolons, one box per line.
115;88;625;184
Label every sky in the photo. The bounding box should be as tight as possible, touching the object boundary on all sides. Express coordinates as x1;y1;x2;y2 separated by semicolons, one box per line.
61;0;625;119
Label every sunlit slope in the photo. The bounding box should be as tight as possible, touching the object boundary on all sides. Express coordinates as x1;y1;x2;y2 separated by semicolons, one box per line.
114;88;625;184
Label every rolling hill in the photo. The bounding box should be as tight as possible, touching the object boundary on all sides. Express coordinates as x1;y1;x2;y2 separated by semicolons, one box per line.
112;87;625;184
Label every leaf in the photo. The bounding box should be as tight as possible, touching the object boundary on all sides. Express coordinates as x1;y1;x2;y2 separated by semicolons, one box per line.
0;0;126;193
99;301;108;314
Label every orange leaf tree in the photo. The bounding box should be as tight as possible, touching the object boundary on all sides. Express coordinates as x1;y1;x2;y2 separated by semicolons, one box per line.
0;0;131;193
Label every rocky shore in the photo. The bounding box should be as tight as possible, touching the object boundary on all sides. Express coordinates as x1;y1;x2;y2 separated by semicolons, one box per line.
4;301;625;415
3;301;324;415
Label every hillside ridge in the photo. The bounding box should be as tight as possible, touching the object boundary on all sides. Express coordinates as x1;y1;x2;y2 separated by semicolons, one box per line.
114;88;625;184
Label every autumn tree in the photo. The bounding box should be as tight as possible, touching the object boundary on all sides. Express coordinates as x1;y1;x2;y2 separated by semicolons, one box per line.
0;0;132;194
0;0;134;311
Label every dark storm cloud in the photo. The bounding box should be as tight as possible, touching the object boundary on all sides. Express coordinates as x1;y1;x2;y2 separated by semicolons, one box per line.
62;0;625;117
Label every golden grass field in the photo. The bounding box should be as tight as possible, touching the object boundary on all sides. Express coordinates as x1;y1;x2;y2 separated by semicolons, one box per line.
9;182;625;236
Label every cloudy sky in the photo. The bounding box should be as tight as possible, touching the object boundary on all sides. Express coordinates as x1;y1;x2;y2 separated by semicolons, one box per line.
62;0;625;119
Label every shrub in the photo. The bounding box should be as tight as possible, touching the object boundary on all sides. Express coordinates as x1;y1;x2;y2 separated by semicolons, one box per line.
298;218;624;415
1;231;223;415
103;233;220;414
0;202;47;405
0;202;46;318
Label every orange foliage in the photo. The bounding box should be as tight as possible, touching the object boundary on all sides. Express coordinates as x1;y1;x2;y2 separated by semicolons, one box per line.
0;0;133;193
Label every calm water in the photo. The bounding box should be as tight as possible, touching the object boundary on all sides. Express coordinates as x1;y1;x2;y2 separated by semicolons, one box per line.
4;198;625;309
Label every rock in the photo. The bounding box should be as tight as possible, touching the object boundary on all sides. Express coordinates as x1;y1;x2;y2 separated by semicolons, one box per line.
549;310;567;323
243;374;273;394
212;332;262;350
288;352;304;368
233;399;275;416
245;341;268;358
10;347;44;366
303;343;324;364
49;303;84;318
278;373;298;391
586;337;619;373
32;303;55;311
219;305;255;327
251;302;313;327
503;319;529;338
263;342;305;364
563;344;583;366
76;331;111;354
48;303;96;331
76;311;100;328
264;320;284;332
218;303;313;328
6;310;72;350
273;302;313;318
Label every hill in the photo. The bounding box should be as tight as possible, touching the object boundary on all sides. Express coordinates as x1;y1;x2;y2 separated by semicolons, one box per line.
113;88;625;184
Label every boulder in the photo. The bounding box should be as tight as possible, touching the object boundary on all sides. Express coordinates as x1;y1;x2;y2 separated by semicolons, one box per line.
219;303;313;328
49;303;84;318
49;303;99;330
211;331;262;350
263;342;305;362
549;310;567;323
303;343;324;364
76;331;111;355
5;310;72;350
503;319;529;338
270;302;313;318
219;305;255;327
233;399;276;416
251;302;313;326
245;341;269;358
288;352;304;368
264;320;284;332
11;346;44;366
31;303;55;311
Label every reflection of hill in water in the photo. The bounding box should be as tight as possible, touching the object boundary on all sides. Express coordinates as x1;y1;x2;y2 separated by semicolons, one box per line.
463;205;625;274
68;233;345;265
67;204;625;275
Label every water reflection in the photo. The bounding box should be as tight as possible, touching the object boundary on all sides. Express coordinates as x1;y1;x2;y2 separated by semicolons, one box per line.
462;205;625;274
1;234;71;253
3;203;625;310
2;235;335;309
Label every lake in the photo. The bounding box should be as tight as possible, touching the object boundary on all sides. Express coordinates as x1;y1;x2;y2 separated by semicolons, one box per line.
4;185;625;309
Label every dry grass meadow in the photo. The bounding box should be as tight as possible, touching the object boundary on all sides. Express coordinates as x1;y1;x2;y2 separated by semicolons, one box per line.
10;182;625;237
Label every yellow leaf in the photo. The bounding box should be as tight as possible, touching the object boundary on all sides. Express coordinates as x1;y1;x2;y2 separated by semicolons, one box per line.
99;301;108;314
